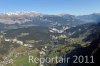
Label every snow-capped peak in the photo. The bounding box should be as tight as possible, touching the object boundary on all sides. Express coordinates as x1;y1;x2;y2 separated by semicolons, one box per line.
0;11;43;16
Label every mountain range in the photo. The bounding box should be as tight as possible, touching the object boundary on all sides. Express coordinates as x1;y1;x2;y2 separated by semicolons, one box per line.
0;12;100;66
0;12;100;30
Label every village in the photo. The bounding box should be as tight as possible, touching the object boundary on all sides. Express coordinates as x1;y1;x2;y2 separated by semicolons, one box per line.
0;34;49;66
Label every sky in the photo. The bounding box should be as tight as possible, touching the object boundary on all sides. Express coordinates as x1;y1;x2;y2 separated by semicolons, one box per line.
0;0;100;15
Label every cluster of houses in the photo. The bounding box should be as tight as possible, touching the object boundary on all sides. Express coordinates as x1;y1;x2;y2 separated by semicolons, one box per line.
39;46;48;66
50;35;67;45
4;38;33;48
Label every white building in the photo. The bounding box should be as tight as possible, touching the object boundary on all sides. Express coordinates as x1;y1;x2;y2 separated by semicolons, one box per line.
23;44;33;47
16;41;23;45
5;39;11;42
